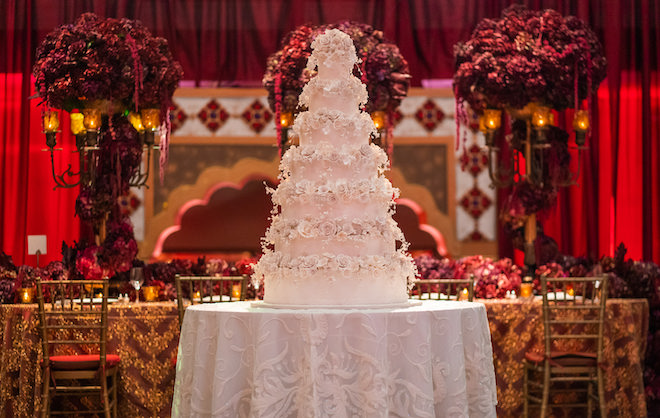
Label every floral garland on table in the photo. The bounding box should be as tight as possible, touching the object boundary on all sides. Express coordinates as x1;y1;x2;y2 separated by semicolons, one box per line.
453;4;606;112
33;13;182;280
263;21;411;116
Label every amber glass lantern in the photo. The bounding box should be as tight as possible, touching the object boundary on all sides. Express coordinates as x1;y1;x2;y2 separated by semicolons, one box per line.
43;110;60;148
19;287;35;303
280;111;294;128
572;110;590;146
128;112;145;132
370;111;387;130
479;109;501;145
531;105;551;129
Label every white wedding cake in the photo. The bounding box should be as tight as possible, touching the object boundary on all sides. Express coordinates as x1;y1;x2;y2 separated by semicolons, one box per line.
254;29;416;307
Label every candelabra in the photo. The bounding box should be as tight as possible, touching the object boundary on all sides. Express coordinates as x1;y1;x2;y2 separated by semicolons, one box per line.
479;104;590;270
42;107;161;189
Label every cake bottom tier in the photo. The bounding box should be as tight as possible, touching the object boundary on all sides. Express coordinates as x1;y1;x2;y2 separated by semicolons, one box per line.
263;269;410;307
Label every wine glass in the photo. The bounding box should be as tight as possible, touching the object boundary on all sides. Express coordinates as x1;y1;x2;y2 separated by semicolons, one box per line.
129;267;144;303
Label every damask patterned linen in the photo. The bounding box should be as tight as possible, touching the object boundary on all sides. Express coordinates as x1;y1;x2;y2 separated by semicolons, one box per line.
0;302;179;417
172;301;498;418
0;298;648;417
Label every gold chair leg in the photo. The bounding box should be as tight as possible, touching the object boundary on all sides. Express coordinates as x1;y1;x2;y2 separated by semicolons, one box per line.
587;379;594;418
523;363;529;418
540;363;550;418
40;367;50;418
112;371;118;418
101;370;111;418
597;368;607;418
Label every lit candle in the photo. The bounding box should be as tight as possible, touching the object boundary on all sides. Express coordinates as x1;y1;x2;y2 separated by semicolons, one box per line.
532;106;551;128
482;109;502;130
370;111;386;130
280;111;293;128
140;108;160;131
572;110;589;132
19;288;34;303
232;283;242;300
193;290;201;301
459;288;469;301
82;108;101;131
567;285;575;297
128;112;145;132
520;281;533;299
42;110;59;132
143;285;159;302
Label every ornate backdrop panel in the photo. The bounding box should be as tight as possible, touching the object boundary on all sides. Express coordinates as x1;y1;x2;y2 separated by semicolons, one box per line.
138;87;497;260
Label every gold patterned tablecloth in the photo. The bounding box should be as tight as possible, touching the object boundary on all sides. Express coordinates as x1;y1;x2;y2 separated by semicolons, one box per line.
484;298;649;418
0;298;648;417
0;302;180;417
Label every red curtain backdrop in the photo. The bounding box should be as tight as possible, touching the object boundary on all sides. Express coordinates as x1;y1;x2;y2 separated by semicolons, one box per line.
1;0;659;265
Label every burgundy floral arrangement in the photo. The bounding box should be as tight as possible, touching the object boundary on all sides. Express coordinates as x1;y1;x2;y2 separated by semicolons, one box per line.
263;21;411;115
453;4;606;112
33;13;183;280
453;5;606;238
33;12;182;112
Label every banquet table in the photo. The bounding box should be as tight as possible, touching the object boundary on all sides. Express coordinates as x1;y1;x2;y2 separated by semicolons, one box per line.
0;301;180;417
172;300;498;417
0;298;649;417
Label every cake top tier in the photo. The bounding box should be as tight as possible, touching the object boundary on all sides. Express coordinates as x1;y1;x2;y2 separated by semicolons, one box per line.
306;29;358;79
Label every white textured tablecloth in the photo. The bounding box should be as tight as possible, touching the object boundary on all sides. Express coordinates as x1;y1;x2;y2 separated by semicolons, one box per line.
172;300;497;418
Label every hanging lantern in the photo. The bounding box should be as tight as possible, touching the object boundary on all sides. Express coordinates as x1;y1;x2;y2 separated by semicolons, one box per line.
572;109;589;146
370;111;387;131
479;109;501;145
140;108;160;131
129;112;145;132
140;108;160;146
42;110;59;149
531;106;551;129
70;112;86;149
280;111;294;128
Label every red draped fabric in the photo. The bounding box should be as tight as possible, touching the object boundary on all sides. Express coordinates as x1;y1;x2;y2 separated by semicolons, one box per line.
1;0;659;265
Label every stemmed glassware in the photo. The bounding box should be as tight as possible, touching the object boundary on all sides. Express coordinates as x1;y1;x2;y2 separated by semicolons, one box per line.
129;267;145;303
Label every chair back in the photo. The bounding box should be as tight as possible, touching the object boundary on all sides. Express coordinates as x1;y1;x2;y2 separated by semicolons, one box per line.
410;278;474;301
540;276;608;361
175;274;248;327
35;279;110;370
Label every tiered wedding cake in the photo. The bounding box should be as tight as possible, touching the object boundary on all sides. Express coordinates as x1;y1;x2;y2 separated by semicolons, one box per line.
254;29;416;307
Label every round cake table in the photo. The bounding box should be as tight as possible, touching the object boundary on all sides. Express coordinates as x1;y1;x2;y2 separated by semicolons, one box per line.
172;300;497;418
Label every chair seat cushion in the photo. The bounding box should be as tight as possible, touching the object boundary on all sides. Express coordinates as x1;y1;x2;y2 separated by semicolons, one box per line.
525;350;597;367
49;354;121;370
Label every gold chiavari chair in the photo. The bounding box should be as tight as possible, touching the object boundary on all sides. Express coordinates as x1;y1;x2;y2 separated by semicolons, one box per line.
523;276;608;418
175;274;248;329
410;278;474;301
35;278;120;418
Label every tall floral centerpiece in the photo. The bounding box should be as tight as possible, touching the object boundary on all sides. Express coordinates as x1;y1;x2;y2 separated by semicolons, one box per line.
263;21;411;156
453;5;606;273
33;13;183;279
